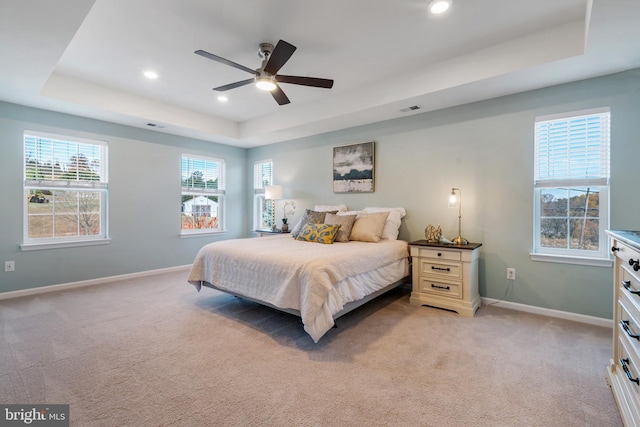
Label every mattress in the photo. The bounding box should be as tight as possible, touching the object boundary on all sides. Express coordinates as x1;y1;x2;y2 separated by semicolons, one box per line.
188;234;409;342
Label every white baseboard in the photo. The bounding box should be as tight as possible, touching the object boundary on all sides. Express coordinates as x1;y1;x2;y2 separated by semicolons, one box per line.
481;297;612;328
0;265;192;301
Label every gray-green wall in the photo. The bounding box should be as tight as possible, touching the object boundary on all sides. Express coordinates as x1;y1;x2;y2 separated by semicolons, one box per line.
247;70;640;320
0;102;246;292
2;70;639;320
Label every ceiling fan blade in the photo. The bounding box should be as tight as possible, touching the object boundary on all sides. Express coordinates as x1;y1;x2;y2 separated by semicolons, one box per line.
213;78;254;91
195;50;255;75
271;85;290;105
263;40;296;75
276;75;334;89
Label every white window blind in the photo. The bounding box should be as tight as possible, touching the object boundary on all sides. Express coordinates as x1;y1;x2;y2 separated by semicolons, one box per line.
254;160;273;190
181;156;224;194
24;132;108;188
534;109;610;188
253;160;273;230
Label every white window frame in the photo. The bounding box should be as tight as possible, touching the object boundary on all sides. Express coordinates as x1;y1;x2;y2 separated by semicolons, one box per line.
253;159;273;230
180;154;226;236
22;131;109;250
531;108;611;266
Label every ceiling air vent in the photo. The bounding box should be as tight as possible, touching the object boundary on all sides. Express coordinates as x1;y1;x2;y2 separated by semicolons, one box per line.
400;105;422;113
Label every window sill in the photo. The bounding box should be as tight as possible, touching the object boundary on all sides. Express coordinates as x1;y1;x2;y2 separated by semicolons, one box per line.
180;230;227;239
529;252;613;267
21;238;111;251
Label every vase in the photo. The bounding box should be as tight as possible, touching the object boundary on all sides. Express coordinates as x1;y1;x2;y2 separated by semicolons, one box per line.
281;223;289;232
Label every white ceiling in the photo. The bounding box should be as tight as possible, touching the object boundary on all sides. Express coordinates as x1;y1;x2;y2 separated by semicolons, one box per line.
1;0;639;148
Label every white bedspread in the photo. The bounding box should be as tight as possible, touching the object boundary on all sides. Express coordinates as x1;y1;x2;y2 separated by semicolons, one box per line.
188;235;409;342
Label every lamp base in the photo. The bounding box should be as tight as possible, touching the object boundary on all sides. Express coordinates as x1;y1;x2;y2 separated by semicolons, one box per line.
452;236;468;245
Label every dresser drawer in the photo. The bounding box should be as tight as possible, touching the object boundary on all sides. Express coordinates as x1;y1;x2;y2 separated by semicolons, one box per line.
417;277;461;298
615;239;640;280
411;247;461;261
620;294;640;357
614;239;640;263
418;259;462;280
620;267;640;311
619;333;640;397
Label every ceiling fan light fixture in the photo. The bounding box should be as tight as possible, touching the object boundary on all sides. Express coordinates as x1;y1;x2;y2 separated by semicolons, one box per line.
255;76;277;91
196;40;333;105
428;0;452;14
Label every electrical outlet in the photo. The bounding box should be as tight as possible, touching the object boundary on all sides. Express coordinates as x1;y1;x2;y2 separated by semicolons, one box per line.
507;267;516;280
5;261;15;272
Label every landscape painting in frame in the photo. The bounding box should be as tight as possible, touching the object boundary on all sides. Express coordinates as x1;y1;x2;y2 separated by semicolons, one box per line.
333;141;374;193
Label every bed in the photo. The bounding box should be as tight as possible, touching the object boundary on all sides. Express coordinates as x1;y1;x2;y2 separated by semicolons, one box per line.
188;231;410;342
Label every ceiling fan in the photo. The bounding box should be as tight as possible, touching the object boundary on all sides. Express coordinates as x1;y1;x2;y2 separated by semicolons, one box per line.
195;40;334;105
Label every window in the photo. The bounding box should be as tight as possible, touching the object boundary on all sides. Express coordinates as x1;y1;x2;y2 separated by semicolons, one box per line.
181;155;225;234
253;160;273;230
533;108;610;264
23;132;108;249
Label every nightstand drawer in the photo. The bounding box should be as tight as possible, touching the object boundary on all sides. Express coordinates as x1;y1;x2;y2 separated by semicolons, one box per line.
411;247;461;261
418;278;461;298
418;259;462;280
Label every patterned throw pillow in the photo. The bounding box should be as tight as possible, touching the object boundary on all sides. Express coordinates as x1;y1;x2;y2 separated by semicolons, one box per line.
291;209;337;238
295;223;342;244
324;213;357;242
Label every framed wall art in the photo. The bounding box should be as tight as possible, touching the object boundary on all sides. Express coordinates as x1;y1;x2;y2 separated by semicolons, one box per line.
332;141;374;193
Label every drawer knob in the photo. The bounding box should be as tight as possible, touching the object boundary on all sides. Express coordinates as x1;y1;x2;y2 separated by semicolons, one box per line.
621;358;640;385
622;280;640;296
630;258;640;271
437;252;442;257
431;266;451;272
612;246;620;252
621;320;640;341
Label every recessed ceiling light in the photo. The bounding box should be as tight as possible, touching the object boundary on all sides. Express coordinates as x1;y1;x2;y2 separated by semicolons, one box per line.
143;70;158;79
217;95;228;102
428;0;452;14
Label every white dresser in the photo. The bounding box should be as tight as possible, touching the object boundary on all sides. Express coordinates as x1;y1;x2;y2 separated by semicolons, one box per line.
607;230;640;426
409;240;482;317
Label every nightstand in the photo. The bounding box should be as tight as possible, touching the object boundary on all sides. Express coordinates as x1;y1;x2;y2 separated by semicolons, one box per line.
253;229;291;237
409;240;482;317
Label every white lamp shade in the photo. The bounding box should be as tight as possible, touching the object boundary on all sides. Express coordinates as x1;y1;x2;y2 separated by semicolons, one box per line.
265;185;283;200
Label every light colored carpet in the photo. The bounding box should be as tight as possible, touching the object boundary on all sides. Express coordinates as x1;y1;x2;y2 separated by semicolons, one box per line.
0;269;622;426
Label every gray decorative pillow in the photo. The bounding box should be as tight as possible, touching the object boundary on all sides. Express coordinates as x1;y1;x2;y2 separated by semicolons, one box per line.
324;213;357;242
291;209;336;238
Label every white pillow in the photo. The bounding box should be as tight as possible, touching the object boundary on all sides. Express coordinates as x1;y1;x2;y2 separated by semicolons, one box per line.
337;210;363;217
363;207;406;240
314;204;348;213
